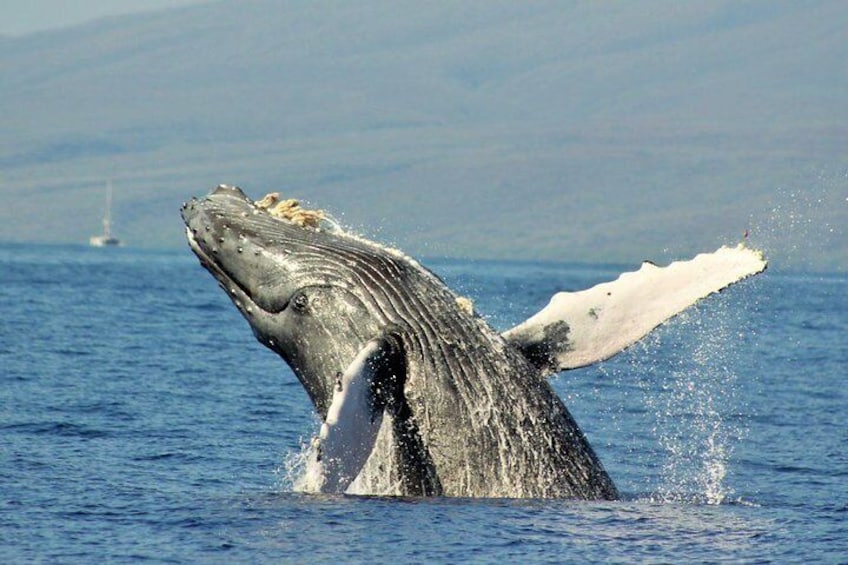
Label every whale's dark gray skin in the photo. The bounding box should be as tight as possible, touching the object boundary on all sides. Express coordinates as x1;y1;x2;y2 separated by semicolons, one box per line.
181;185;766;499
181;185;617;499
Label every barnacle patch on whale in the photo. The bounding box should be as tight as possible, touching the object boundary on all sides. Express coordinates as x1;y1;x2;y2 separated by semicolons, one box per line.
255;192;326;228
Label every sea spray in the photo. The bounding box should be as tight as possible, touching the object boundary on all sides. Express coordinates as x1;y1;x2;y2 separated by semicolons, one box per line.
586;278;761;505
275;435;316;493
750;168;847;272
638;290;759;505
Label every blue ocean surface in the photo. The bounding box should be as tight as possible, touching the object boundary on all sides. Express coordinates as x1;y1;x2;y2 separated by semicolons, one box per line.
1;243;845;563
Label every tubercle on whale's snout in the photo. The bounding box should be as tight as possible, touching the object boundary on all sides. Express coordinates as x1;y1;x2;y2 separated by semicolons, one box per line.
181;199;221;257
181;189;253;259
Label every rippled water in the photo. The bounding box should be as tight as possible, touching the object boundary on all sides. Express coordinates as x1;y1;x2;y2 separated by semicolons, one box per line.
1;244;845;562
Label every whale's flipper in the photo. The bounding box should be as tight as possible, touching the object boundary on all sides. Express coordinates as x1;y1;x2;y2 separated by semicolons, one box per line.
503;245;767;375
303;336;402;493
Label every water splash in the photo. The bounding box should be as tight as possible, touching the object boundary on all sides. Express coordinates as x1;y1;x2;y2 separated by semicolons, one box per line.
274;436;314;493
591;172;842;502
749;168;847;272
623;289;757;505
661;290;759;504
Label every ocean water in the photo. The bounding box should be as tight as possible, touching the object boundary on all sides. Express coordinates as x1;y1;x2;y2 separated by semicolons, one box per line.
1;243;845;563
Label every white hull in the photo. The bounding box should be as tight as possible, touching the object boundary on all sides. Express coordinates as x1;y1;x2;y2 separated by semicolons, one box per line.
89;235;122;247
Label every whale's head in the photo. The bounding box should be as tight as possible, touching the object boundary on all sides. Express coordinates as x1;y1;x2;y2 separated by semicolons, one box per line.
181;185;403;416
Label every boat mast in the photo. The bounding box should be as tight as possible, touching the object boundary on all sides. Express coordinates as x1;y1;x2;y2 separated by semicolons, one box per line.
102;181;113;238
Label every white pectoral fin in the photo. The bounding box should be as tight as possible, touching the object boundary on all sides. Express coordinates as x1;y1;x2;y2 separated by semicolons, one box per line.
305;336;401;494
503;244;767;374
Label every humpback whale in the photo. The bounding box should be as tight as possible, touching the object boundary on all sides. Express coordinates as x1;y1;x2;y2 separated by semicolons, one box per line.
181;185;766;499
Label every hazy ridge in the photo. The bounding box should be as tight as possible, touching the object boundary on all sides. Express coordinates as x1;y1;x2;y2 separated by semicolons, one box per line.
1;0;845;269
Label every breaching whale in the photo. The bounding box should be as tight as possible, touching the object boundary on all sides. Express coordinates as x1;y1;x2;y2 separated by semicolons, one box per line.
181;185;766;499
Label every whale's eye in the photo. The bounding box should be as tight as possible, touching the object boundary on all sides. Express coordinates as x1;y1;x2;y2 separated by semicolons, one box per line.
292;292;309;312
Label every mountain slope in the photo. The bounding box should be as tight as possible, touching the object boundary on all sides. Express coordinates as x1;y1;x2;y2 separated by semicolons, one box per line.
1;0;845;269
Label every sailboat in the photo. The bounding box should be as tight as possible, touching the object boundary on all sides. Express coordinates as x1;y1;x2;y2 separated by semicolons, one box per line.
89;181;123;247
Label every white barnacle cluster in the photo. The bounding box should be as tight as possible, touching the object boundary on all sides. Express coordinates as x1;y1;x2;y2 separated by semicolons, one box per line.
254;192;332;229
455;296;475;317
251;191;440;292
